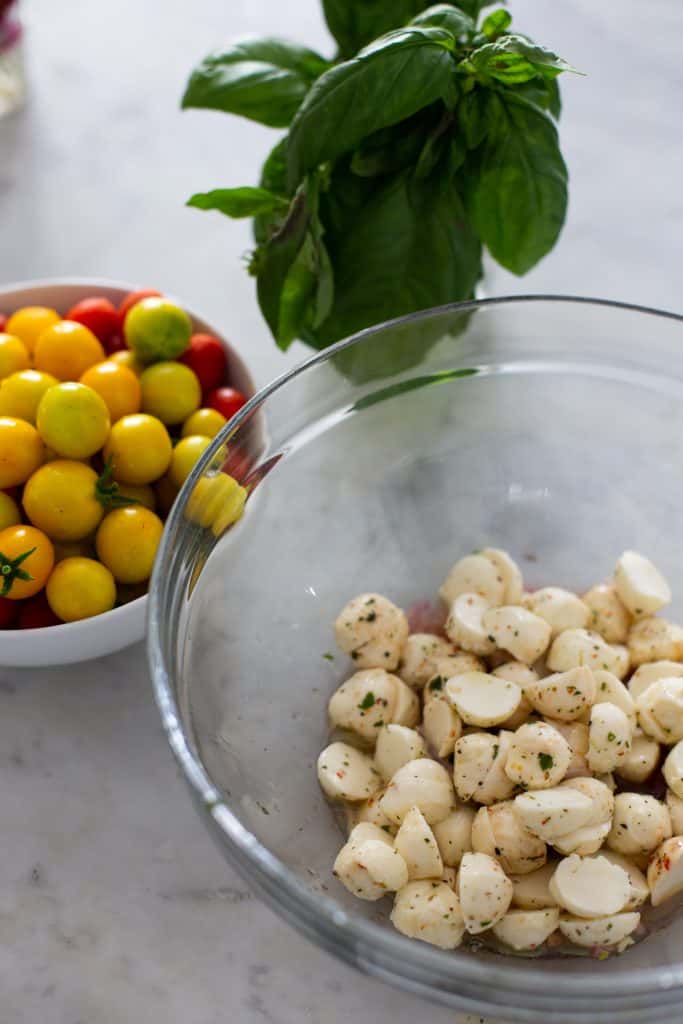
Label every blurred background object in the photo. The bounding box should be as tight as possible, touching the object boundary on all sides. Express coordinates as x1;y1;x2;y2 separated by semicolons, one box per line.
0;0;26;117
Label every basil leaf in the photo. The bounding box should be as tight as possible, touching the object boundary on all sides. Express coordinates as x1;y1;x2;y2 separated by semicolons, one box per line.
255;190;310;347
350;106;441;178
322;0;427;59
458;89;489;149
187;187;288;218
481;8;512;38
468;34;580;84
287;27;457;186
415;109;457;179
464;92;567;274
182;38;330;128
546;77;562;119
513;78;562;120
277;235;318;349
412;4;476;39
255;138;291;243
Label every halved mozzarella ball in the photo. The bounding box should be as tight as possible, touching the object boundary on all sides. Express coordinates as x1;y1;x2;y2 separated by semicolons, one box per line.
458;852;513;934
439;554;505;607
614;550;671;617
472;801;546;875
667;790;683;833
599;850;649;911
423;695;462;758
482;606;552;665
493;908;559;952
616;729;660;784
549;854;631;917
628;618;683;667
592;670;636;726
318;742;382;801
374;725;426;782
380;759;454;825
559;912;640;948
348;822;394;848
349;789;395;833
637;679;683;744
334;593;409;670
392;677;420;728
523;588;590;638
607;793;672;856
480;548;524;604
648;837;683;906
526;667;596;722
333;838;409;899
445;594;496;656
452;731;515;805
441;866;458;889
583;583;631;644
394;806;444;880
505;722;572;790
610;644;631;680
492;660;539;713
588;702;633;773
510;863;558;909
328;669;398;741
477;731;517;806
547;628;627;677
514;788;593;842
433;806;475;868
399;634;455;689
544;720;590;778
445;672;521;728
552;821;611;857
663;741;683;798
629;661;683;701
560;777;615;826
391;880;466;949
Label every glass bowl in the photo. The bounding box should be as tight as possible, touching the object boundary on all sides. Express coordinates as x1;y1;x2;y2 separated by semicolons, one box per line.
149;297;683;1024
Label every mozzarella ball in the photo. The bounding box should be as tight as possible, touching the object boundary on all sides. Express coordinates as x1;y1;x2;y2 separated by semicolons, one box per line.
543;720;590;778
505;722;572;790
441;866;458;889
374;725;426;782
663;741;683;798
583;583;631;644
561;777;615;826
628;617;683;667
439;554;505;607
480;548;524;604
614;550;671;617
550;779;614;856
588;702;633;773
552;821;611;857
637;679;683;744
510;863;558;909
616;729;660;784
472;801;546;875
422;694;462;758
667;790;683;833
328;669;398;741
349;789;395;833
547;628;627;677
453;732;514;804
629;661;683;701
347;822;394;848
380;759;454;825
333;838;409;900
549;854;631;918
526;667;596;723
592;670;636;726
445;593;496;656
318;742;382;802
607;793;672;856
599;850;649;911
559;912;640;948
458;852;514;934
523;588;590;638
493;907;559;952
445;671;521;728
514;788;593;843
394;806;444;880
648;837;683;906
492;660;539;709
399;634;455;689
482;606;552;665
433;806;475;868
391;880;466;949
392;677;421;728
609;644;631;680
477;731;518;806
334;593;409;670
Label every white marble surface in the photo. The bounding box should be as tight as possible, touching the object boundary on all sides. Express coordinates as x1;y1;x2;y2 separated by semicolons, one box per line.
0;1;682;1022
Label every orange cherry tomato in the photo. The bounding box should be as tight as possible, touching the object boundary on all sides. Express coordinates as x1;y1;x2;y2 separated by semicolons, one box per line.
0;524;54;599
34;321;105;381
80;361;141;422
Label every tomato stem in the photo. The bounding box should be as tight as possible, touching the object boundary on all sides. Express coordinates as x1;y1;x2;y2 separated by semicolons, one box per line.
0;546;36;596
96;458;141;510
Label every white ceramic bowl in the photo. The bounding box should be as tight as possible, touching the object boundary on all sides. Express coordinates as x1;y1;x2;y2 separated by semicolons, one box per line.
0;277;255;667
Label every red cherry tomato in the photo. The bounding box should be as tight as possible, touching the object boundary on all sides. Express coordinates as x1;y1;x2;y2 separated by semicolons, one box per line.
104;333;127;355
179;333;227;393
0;314;7;333
206;386;247;421
17;593;61;629
65;297;120;346
0;596;17;628
118;288;162;330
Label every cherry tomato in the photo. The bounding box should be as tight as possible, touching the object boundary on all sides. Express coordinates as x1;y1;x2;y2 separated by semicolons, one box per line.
53;537;95;563
0;524;54;599
104;414;171;485
0;595;18;627
0;333;30;379
96;506;163;584
65;297;120;346
181;407;226;439
179;333;227;393
37;382;111;460
117;288;162;330
17;592;61;629
185;474;246;533
46;557;116;622
80;361;141;423
34;320;105;381
0;417;43;487
206;386;247;422
169;435;211;489
108;349;144;376
124;298;192;363
5;306;60;355
0;314;6;333
105;334;127;355
0;369;58;423
139;361;200;425
23;460;105;541
0;490;21;531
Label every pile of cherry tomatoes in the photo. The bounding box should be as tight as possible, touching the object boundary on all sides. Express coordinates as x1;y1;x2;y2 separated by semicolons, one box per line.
0;287;247;628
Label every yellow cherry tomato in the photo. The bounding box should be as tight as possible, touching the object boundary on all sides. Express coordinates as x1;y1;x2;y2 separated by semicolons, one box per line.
23;460;105;541
0;491;21;531
5;306;60;355
46;557;116;621
0;524;54;599
154;474;178;516
116;482;156;510
169;435;211;489
0;333;30;379
185;473;247;534
139;361;201;425
108;350;144;376
0;417;43;487
79;360;141;423
53;537;95;563
37;382;111;459
104;414;171;485
95;506;163;583
181;407;227;439
34;320;105;381
0;369;59;423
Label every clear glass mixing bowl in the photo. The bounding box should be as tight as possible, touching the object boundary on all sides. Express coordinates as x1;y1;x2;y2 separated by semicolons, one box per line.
149;297;683;1024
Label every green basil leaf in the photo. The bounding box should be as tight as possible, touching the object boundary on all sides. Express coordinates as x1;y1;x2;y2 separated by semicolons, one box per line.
187;186;288;218
458;89;490;149
546;77;562;119
350;106;442;178
255;138;291;243
287;27;457;186
481;8;512;39
255;190;310;348
464;92;567;274
411;4;476;39
468;34;580;84
512;78;562;120
415;109;457;179
277;235;318;349
322;0;428;59
449;132;468;172
182;38;330;128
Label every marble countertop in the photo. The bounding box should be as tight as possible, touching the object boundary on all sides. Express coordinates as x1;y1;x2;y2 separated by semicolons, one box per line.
1;1;681;1021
